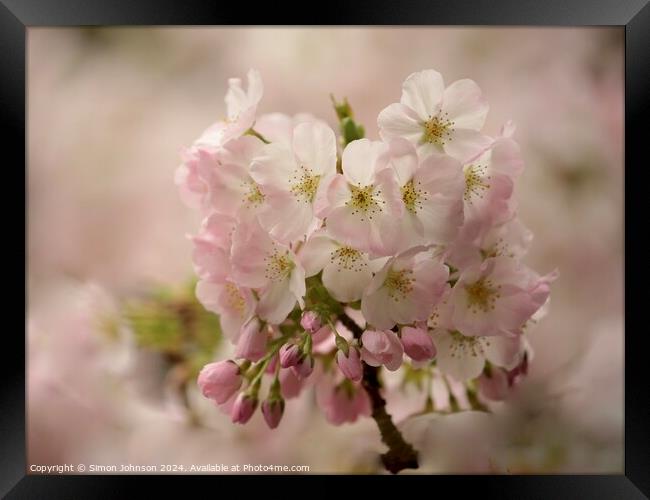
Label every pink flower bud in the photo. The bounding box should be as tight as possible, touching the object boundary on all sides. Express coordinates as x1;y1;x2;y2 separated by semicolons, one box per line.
300;311;322;334
235;317;266;361
477;368;509;401
279;343;301;368
360;329;404;371
400;326;436;362
336;347;363;382
197;360;242;405
231;392;257;424
261;399;285;429
279;368;303;399
291;355;314;379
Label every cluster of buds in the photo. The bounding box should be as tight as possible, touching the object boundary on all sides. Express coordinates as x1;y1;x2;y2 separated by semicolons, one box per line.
178;68;556;431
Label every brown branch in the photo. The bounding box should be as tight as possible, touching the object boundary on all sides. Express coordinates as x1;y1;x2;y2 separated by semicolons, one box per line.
338;313;419;474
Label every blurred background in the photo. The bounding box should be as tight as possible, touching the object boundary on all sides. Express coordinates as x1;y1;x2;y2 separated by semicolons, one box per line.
27;27;623;473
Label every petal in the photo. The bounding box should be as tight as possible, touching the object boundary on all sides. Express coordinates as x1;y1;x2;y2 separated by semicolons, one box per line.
254;112;294;145
361;330;388;353
195;280;222;314
257;279;297;324
434;330;486;381
361;287;396;330
377;103;423;143
325;174;351;210
298;232;339;277
210;162;249;216
341;139;388;187
322;256;373;303
489;137;524;179
445;128;493;164
292;121;337;177
484;335;522;369
441;79;489;130
289;264;306;310
384;137;419;185
258;190;314;244
325;205;372;254
221;135;265;167
249;142;297;191
400;69;444;119
246;68;264;107
230;220;276;288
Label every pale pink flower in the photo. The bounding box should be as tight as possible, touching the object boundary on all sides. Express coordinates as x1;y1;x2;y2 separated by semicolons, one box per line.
230;218;306;324
197;360;242;405
231;392;258;424
299;229;385;303
360;329;404;371
378;69;491;162
400;325;436;362
361;248;449;330
432;329;524;381
206;136;267;218
194;69;264;150
381;138;465;253
279;343;301;368
234;317;267;361
448;256;557;337
195;280;256;342
446;216;533;270
322;139;403;256
300;311;322;333
336;346;363;382
190;213;236;283
460;137;524;225
250;121;337;243
316;378;371;426
261;399;285;429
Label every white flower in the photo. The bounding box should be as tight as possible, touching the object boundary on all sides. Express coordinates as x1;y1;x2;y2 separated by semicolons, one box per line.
378;69;491;163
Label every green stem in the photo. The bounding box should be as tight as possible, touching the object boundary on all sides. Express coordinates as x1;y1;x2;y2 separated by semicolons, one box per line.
245;127;270;144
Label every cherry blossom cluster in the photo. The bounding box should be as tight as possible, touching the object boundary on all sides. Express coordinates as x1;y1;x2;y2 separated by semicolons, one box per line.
176;68;556;429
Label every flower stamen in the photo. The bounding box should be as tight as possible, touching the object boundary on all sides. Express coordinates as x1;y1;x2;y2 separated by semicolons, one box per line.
290;166;321;203
384;269;415;302
464;278;500;314
422;112;454;146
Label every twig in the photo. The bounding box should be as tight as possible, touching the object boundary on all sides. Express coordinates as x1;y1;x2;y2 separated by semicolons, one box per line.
338;313;419;474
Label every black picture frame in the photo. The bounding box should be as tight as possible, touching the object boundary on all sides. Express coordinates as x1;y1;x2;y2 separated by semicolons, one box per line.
6;0;648;497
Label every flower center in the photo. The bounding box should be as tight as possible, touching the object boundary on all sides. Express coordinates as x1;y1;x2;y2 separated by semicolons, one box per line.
244;181;265;207
464;165;490;203
448;330;490;358
480;237;511;260
264;250;294;282
422;113;454;146
346;184;384;220
401;179;426;214
330;246;366;272
464;278;500;313
224;282;246;315
384;269;415;301
290;166;321;203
